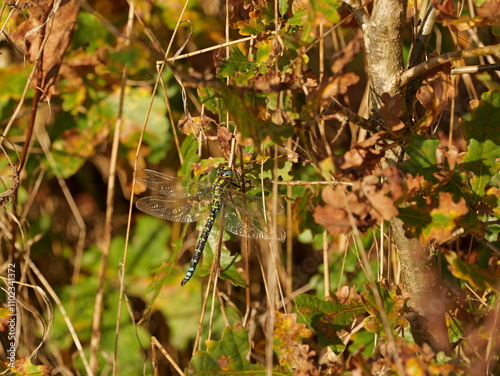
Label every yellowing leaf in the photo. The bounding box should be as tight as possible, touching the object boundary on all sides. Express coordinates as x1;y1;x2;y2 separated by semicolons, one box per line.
444;250;498;292
420;192;468;245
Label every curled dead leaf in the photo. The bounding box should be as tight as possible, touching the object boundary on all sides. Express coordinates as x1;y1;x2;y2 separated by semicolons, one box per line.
334;131;386;178
379;93;405;132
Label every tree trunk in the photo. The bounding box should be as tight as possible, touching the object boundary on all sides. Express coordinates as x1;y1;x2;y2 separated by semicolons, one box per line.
344;0;452;354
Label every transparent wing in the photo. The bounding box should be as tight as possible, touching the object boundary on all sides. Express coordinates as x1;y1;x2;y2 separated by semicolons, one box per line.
136;196;210;223
135;169;212;199
222;188;285;215
221;190;286;242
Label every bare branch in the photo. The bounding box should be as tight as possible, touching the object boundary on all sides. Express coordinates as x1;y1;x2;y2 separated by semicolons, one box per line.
326;96;378;133
400;44;500;87
342;0;371;31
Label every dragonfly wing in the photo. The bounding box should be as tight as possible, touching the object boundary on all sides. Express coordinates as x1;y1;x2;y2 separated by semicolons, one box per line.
223;188;285;214
135;169;212;198
222;197;286;242
136;196;209;223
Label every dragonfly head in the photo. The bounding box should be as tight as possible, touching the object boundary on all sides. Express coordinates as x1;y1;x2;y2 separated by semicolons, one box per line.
217;166;232;178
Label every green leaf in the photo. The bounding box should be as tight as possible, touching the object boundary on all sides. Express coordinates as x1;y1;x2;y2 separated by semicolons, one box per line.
1;357;52;376
310;0;342;24
240;24;265;35
294;294;365;353
73;11;110;52
198;86;226;118
179;135;201;177
402;135;441;181
220;85;293;145
398;205;432;231
116;88;173;164
461;90;500;144
462;139;500;199
279;0;289;16
218;46;257;78
186;324;266;375
256;41;273;66
419;192;468;245
288;9;307;26
50;272;152;374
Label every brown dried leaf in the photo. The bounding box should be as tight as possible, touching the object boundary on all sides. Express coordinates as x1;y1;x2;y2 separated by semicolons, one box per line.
334;131;385;177
406;174;424;197
379;93;405;132
321;72;360;99
416;71;454;131
178;115;215;136
335;285;362;304
314;184;379;236
443;145;464;170
10;0;81;100
228;0;252;27
433;0;456;21
217;126;233;155
384;166;406;202
313;200;351;236
362;175;399;221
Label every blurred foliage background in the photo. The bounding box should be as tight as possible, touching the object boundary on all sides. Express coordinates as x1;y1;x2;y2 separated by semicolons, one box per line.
0;0;499;375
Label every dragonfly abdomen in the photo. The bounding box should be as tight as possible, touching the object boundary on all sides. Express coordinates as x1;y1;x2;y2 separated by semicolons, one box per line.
180;209;217;286
180;172;229;286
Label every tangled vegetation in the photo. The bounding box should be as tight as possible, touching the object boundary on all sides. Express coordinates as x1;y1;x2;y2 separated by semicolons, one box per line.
0;0;499;375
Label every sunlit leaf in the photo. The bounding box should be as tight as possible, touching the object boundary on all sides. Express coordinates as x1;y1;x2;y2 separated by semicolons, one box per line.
279;0;289;16
0;357;52;376
0;308;13;332
274;311;315;371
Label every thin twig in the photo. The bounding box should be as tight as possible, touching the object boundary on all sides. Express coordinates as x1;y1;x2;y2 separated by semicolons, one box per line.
272;179;353;186
151;337;185;376
107;2;134;375
165;35;258;62
451;63;500;75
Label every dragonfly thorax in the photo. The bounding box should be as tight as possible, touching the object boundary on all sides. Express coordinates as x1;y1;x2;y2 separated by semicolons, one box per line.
216;166;232;178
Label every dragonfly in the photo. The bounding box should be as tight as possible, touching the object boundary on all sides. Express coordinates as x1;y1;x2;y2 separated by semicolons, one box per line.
135;166;286;286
